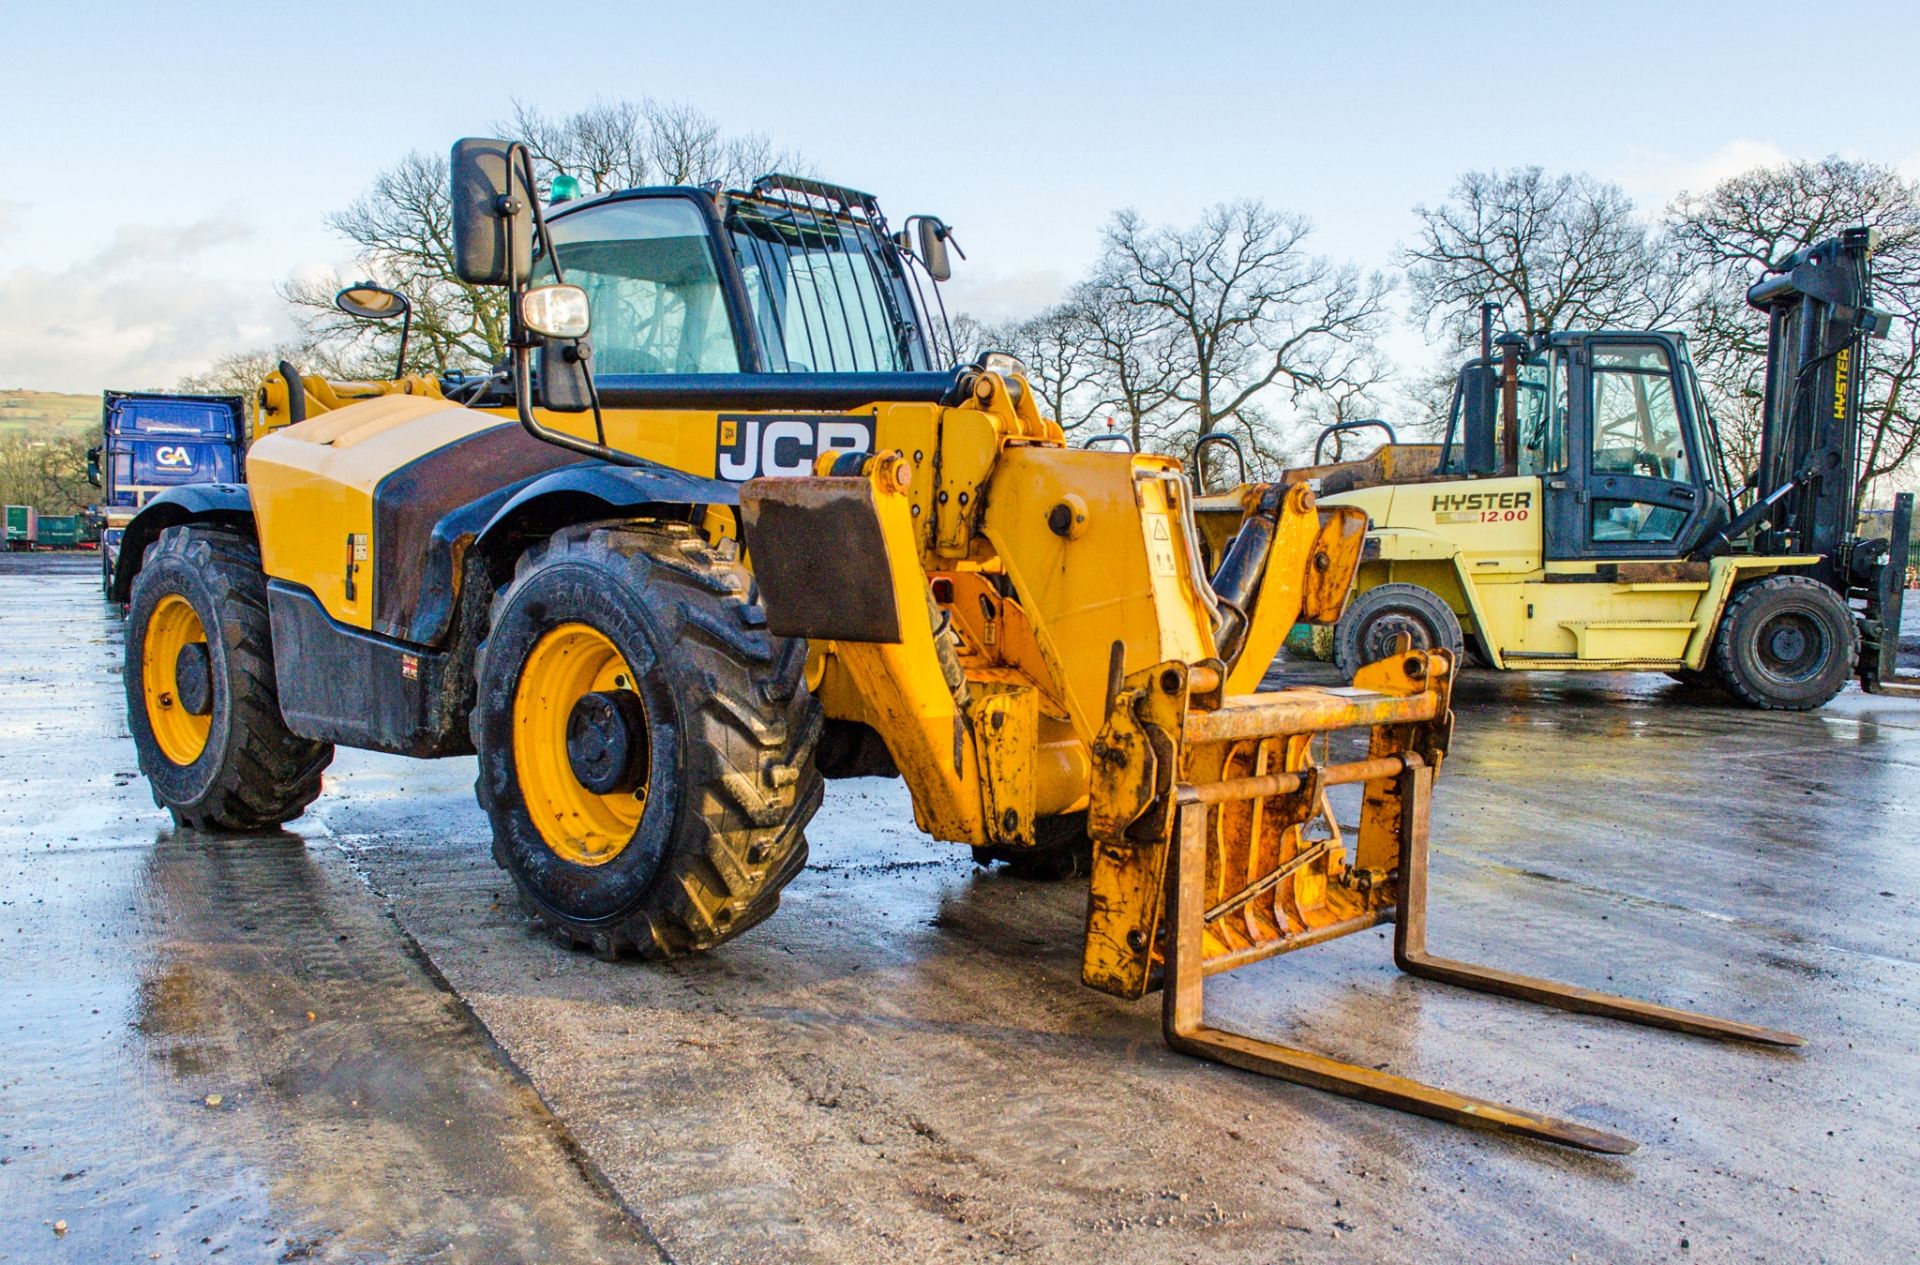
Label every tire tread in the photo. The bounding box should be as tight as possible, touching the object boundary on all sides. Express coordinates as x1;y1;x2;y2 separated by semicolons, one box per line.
472;522;822;960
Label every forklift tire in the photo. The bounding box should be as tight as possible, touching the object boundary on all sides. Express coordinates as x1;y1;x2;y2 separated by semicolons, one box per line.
125;527;334;830
1333;583;1466;678
472;522;823;959
1711;575;1858;711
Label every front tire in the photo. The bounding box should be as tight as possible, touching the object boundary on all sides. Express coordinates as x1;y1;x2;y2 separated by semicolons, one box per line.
1711;575;1857;711
472;523;823;959
1333;582;1466;677
125;527;333;830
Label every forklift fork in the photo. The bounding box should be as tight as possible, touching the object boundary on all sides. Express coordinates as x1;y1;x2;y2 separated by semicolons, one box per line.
1151;657;1802;1155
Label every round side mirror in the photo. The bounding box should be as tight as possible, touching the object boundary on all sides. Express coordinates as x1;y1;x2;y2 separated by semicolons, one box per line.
521;284;592;339
334;283;411;321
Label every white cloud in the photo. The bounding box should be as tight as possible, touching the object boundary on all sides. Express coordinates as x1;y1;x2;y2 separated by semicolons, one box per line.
1611;138;1794;212
0;216;297;393
89;216;254;272
939;265;1072;325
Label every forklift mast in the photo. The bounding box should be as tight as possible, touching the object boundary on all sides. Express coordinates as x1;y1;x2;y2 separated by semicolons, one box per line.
1745;227;1891;586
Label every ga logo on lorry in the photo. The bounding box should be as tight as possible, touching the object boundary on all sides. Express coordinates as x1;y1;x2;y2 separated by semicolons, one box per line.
716;415;875;481
154;446;196;470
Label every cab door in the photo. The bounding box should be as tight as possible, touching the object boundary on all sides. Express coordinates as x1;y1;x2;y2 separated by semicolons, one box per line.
1571;337;1710;559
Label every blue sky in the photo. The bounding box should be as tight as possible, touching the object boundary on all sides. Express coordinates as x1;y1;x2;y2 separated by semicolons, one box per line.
3;0;1916;392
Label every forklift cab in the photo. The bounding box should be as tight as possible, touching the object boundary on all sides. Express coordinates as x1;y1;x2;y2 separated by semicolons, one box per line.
1443;330;1732;563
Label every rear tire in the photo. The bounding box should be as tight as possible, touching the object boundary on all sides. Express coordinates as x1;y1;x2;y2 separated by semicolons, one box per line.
1710;575;1857;711
472;522;822;959
1333;582;1466;678
125;527;333;830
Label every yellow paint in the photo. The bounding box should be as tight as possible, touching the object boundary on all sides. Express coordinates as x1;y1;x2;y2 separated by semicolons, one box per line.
980;448;1215;736
1082;649;1453;999
1329;473;1820;670
256;370;444;442
511;622;646;865
1222;487;1362;694
245;396;503;628
808;457;990;844
142;594;211;766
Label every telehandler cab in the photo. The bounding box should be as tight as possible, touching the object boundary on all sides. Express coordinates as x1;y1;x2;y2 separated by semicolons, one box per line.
1285;231;1915;709
115;138;1797;1153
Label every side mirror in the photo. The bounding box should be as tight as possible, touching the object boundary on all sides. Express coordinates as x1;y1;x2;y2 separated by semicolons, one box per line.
334;282;414;378
450;137;533;286
916;217;952;282
1459;365;1501;476
86;446;101;489
524;285;595;414
334;283;409;321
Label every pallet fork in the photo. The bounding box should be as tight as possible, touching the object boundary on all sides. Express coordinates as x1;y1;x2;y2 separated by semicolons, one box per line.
1089;642;1803;1155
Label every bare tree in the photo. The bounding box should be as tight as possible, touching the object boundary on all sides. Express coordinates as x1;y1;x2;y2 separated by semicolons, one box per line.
1668;156;1920;504
1072;274;1185;453
1405;167;1687;349
1100;201;1391;462
1289;348;1396;461
508;97;805;194
284;150;510;375
979;301;1106;434
0;434;92;515
510;98;650;193
177;340;375;403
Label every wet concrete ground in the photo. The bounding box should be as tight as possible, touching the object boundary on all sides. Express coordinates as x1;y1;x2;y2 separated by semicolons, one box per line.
3;551;1918;1263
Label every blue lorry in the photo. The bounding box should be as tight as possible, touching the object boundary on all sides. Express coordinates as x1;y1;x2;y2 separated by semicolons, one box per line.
90;391;247;595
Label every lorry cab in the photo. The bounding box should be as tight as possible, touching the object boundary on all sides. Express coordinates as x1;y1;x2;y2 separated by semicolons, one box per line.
1299;330;1812;676
93;391;247;591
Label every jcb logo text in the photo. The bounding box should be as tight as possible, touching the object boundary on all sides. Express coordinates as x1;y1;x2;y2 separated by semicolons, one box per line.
716;415;875;481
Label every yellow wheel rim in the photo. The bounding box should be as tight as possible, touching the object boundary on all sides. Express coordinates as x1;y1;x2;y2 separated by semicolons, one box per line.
512;622;648;866
143;593;212;766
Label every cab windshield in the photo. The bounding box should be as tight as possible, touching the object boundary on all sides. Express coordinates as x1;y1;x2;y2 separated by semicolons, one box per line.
729;203;930;372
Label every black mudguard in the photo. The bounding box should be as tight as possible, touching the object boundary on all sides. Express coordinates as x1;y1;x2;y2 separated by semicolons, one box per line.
476;461;738;546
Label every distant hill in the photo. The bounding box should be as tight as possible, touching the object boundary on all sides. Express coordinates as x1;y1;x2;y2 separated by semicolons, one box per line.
0;390;99;439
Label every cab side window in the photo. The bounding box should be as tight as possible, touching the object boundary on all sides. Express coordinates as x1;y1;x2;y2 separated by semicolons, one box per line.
1590;345;1688;482
1517;354;1570;475
1588;344;1691;544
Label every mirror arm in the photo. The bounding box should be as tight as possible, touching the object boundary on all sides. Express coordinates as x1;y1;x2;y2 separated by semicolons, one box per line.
509;341;634;466
394;306;411;379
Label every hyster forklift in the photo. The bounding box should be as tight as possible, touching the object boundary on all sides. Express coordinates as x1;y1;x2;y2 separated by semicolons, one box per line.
1294;229;1914;709
114;139;1798;1153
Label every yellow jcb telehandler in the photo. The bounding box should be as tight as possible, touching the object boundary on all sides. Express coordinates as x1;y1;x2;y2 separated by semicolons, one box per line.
113;139;1798;1153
